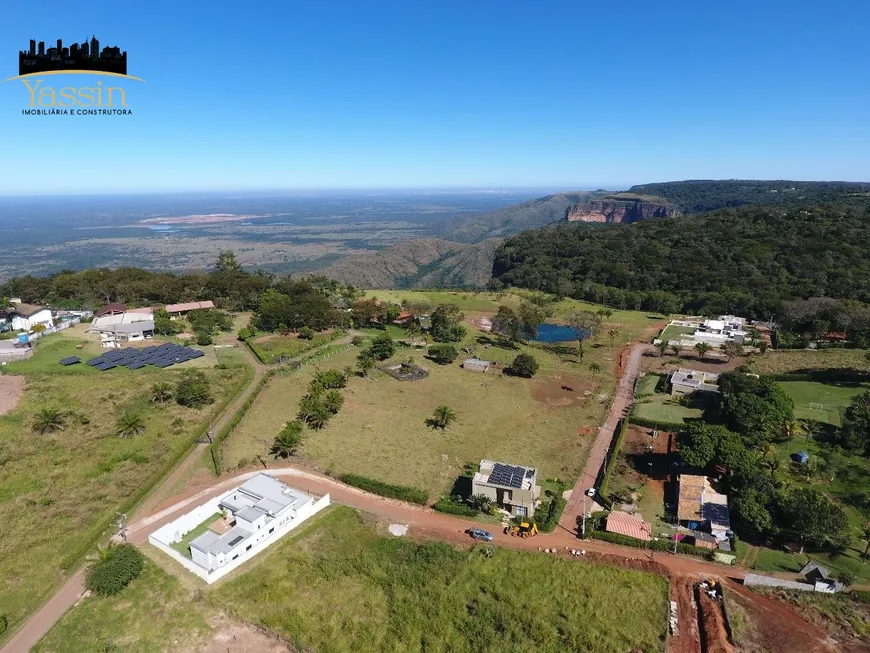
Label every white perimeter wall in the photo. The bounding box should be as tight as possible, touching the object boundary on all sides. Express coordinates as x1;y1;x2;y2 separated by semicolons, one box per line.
149;491;330;584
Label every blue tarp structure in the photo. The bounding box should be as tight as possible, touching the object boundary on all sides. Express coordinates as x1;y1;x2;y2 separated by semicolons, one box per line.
791;451;810;464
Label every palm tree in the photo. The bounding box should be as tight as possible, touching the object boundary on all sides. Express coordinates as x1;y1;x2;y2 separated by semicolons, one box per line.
271;421;304;459
428;405;456;430
298;396;323;423
577;342;585;363
356;354;375;377
607;328;618;344
306;404;332;430
669;343;681;357
589;362;602;379
150;382;173;403
323;390;344;415
655;341;669;357
342;365;355;381
116;411;146;438
694;342;712;361
32;407;66;434
798;418;820;444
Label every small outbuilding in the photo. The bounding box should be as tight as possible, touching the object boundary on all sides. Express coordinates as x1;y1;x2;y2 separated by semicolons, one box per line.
95;303;127;318
692;531;718;550
605;511;652;542
462;358;490;373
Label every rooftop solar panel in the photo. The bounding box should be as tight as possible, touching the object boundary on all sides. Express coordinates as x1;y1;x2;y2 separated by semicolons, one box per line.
488;463;527;489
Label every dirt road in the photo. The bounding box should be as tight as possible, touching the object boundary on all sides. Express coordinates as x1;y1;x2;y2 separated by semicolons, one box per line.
560;343;648;533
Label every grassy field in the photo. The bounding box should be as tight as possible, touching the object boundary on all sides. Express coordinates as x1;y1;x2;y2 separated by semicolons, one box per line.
632;394;703;426
658;324;695;341
31;559;213;653
778;380;870;426
247;330;340;364
223;292;661;498
0;331;244;641
750;348;870;375
212;507;669;653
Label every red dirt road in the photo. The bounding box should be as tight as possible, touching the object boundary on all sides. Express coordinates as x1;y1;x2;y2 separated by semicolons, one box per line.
560;343;648;532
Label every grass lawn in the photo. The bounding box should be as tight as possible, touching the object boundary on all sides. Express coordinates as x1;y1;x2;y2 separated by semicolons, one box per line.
247;330;339;364
778;380;870;426
751;348;870;375
0;332;243;643
658;324;695;341
170;512;223;558
632;394;703;427
212;507;669;653
214;345;249;367
31;560;213;653
359;325;408;339
635;374;661;397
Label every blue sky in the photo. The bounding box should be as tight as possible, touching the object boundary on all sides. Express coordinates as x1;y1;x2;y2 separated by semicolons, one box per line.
1;1;868;194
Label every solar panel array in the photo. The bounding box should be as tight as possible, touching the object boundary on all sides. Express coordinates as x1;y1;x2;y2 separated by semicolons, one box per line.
59;356;81;366
84;343;204;371
487;462;531;489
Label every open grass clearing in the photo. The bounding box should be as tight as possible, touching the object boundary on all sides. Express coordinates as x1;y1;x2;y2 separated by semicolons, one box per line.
0;332;243;643
247;329;339;364
632;394;703;426
778;380;870;427
31;559;214;653
751;348;870;375
658;324;695;341
212;506;669;653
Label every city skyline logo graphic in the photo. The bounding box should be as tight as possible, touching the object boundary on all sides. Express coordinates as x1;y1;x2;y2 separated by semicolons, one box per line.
5;35;143;117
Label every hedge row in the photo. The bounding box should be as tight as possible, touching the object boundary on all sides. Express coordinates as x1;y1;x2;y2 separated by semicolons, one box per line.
339;474;428;505
535;495;567;533
60;364;251;571
585;529;715;559
598;413;632;498
628;414;687;430
433;498;479;517
208;367;272;476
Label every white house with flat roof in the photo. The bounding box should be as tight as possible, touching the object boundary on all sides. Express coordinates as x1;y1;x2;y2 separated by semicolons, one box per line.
88;311;155;348
149;473;330;583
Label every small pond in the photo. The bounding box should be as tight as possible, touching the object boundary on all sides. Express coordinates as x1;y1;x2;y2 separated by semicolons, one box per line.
534;323;589;343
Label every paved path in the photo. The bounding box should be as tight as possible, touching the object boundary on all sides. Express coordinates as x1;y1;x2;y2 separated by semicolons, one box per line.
560;343;648;533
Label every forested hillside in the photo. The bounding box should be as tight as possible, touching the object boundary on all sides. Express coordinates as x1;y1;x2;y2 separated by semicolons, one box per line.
627;180;870;213
491;204;870;318
317;237;501;289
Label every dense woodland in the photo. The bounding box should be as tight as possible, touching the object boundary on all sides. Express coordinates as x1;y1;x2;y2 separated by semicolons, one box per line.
491;204;870;319
627;180;870;213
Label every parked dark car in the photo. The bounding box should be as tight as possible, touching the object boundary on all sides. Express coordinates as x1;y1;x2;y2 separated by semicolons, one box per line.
466;528;493;542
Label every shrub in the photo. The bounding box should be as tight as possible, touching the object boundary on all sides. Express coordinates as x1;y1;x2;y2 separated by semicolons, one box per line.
351;335;365;347
507;352;539;378
367;333;396;360
428;343;459;365
175;369;213;408
339;474;428;505
85;544;145;596
237;327;254;341
315;369;348;389
196;331;213;346
433;497;479;517
534;492;567;533
585;529;714;559
299;326;315;340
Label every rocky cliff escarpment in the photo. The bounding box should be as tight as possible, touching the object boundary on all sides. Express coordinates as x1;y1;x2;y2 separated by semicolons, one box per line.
565;199;680;224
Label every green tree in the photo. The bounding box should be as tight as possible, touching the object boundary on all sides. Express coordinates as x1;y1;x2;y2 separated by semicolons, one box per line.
431;304;466;342
298;326;315;340
367;333;395;360
720;373;795;446
669;343;681;357
732;489;774;532
150;382;173;403
568;310;600;346
152;308;182;336
32;407;66;434
656;341;669;357
175;369;213;408
116;411;146;438
839;391;870;454
508;352;539;378
428;343;459;365
428;405;456;430
589;362;602;379
607;328;618;344
305;404;332;430
862;523;870;560
195;330;213;346
778;487;848;551
694;341;712;361
759;340;769;355
298;396;323;423
271;421;304;459
678;422;726;468
492;305;521;340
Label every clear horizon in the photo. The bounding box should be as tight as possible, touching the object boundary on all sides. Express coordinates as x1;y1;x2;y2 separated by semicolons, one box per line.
2;1;868;194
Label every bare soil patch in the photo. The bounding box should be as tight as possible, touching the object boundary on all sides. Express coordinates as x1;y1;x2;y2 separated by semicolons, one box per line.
697;590;734;653
201;621;294;653
531;375;595;407
0;374;26;416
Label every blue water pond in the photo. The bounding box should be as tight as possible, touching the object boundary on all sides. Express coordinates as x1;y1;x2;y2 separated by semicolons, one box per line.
534;323;590;343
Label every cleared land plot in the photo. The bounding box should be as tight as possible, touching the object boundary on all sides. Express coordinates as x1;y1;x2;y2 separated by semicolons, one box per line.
31;560;214;653
632;394;703;426
0;374;26;416
0;333;242;641
248;330;338;364
751;349;870;375
778;380;870;426
212;507;669;653
658;324;696;341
